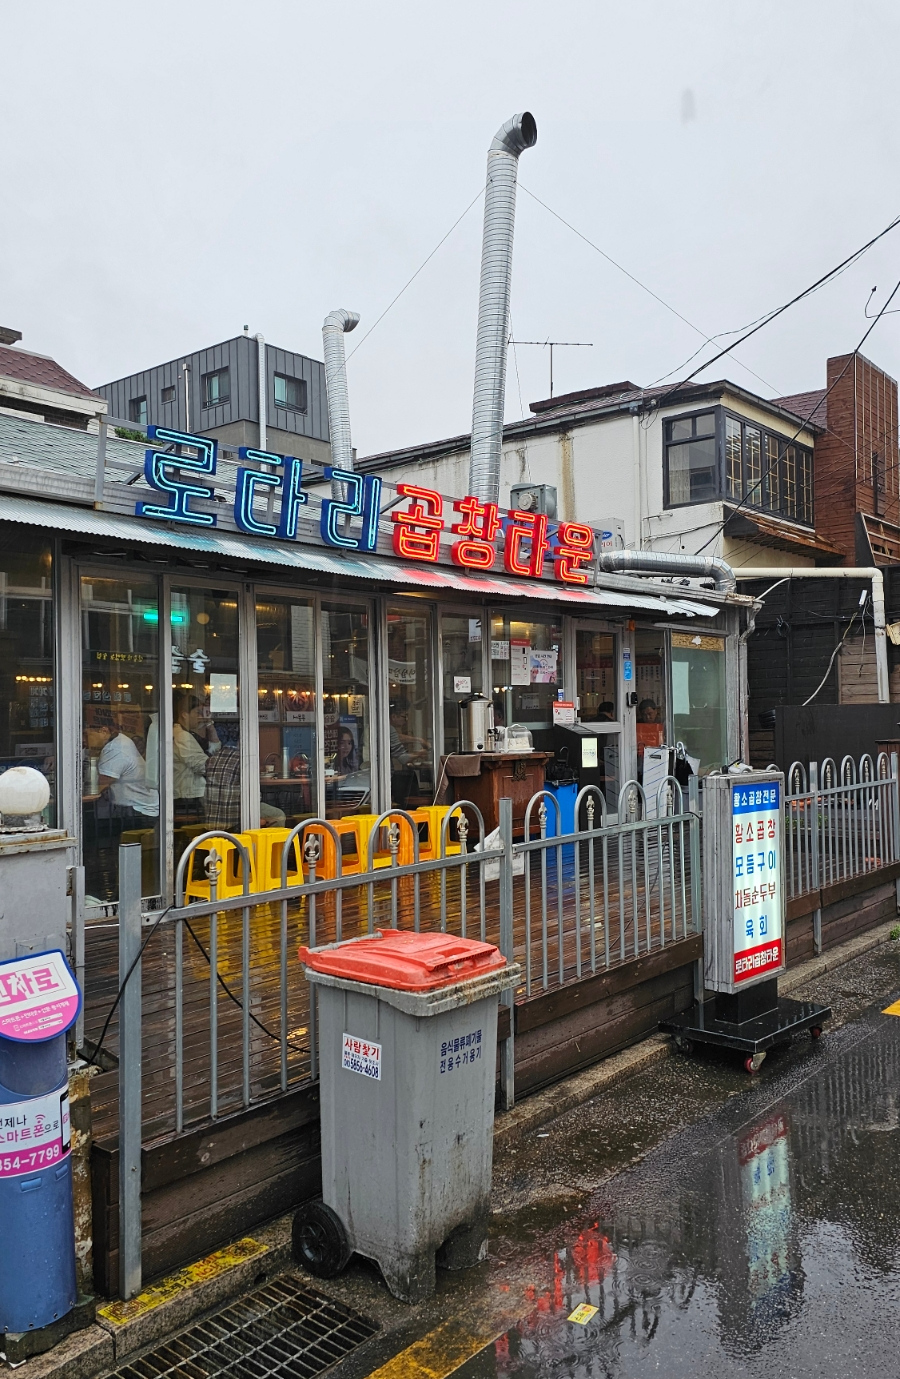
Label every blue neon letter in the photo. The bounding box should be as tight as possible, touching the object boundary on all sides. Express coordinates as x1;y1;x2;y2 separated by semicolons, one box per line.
135;427;218;526
320;469;382;551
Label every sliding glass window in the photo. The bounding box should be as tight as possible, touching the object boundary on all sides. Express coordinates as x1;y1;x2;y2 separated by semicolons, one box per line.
322;602;372;818
256;595;318;827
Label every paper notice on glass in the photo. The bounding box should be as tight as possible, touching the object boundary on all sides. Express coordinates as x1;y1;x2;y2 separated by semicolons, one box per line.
552;701;575;726
209;673;238;714
453;676;472;694
491;640;510;660
672;661;690;716
582;736;599;768
468;619;483;643
510;641;530;686
291;604;314;675
530;649;558;684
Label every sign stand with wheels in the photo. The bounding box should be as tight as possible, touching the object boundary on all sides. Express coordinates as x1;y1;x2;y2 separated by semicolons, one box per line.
660;770;830;1074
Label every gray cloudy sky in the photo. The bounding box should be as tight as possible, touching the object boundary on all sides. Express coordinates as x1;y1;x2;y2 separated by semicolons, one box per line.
3;1;900;457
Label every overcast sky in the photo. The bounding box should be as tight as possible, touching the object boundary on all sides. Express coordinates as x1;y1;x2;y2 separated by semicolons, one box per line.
3;1;900;457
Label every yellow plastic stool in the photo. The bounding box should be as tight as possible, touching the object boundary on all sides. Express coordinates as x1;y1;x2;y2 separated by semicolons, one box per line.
245;827;303;891
357;813;419;871
300;818;367;879
426;805;463;856
183;833;257;901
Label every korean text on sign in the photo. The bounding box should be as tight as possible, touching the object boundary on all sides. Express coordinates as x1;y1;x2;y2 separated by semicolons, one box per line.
439;1029;483;1075
0;1088;70;1179
732;783;783;984
341;1033;382;1081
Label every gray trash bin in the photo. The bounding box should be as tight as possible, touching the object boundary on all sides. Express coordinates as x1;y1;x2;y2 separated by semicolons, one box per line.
294;929;520;1302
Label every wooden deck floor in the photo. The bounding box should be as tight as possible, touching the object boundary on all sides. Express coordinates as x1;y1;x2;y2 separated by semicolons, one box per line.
84;830;695;1145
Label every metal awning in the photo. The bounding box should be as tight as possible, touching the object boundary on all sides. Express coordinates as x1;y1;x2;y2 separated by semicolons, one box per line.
0;495;717;618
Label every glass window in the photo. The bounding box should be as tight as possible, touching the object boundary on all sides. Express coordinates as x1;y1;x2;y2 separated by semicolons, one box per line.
783;445;798;519
575;630;616;723
170;588;240;864
440;613;483;755
256;596;318;831
0;534;55;823
491;610;562;750
745;426;762;507
799;447;813;524
202;368;229;407
129;396;148;426
387;607;434;810
765;434;780;511
635;628;667;770
671;632;727;774
161;385;176;405
322;603;372;818
667;436;717;504
725;417;742;500
274;374;307;412
81;575;160;902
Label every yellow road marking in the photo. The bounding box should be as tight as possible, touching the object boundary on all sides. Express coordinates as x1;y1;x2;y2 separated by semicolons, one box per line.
365;1316;508;1379
882;998;900;1016
96;1237;265;1325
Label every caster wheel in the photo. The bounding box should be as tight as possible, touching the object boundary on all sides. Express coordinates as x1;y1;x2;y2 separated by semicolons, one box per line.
674;1037;694;1057
292;1200;351;1278
744;1052;766;1075
810;1025;823;1040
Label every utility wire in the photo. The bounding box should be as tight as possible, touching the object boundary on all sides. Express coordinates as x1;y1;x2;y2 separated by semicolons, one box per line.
83;905;172;1068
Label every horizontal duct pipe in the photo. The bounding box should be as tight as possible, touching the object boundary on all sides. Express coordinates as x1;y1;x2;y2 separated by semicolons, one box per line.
598;548;736;594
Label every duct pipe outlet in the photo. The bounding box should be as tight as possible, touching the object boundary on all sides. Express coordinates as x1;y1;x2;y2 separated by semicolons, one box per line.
598;548;736;594
468;112;537;503
322;309;359;501
255;333;267;452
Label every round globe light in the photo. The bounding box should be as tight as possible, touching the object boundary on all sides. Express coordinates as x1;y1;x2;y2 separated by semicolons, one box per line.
0;766;51;821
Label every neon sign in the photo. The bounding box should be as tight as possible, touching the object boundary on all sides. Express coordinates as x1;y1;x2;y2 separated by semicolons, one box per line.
134;431;595;584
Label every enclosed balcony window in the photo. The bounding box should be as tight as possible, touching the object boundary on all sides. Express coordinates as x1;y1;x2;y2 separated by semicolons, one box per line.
664;408;813;525
665;412;717;505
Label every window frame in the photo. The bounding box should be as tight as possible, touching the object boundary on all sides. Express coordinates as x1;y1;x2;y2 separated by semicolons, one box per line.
160;384;176;406
273;372;308;414
663;405;814;527
129;395;148;426
202;367;230;409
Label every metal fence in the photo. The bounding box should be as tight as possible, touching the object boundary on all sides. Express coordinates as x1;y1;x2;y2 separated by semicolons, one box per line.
783;751;900;901
89;780;699;1296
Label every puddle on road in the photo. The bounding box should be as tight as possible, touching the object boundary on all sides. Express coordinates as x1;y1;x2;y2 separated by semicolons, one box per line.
470;1018;900;1378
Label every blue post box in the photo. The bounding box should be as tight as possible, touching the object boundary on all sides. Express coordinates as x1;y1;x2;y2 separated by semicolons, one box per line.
0;949;81;1335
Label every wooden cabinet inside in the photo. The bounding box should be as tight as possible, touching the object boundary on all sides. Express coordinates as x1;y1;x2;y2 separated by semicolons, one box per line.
448;752;550;836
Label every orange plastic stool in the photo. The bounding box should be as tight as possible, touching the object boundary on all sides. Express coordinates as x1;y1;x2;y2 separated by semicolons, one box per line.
300;818;367;879
357;813;421;871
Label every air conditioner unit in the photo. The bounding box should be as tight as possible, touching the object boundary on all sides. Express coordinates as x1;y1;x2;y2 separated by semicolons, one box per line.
509;483;557;518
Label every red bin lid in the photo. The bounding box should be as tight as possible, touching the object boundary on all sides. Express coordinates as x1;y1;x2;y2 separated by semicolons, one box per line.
298;929;505;991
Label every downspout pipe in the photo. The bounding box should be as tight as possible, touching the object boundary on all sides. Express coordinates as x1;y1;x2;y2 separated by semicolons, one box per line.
733;566;889;704
255;332;266;451
598;548;736;594
468;112;538;503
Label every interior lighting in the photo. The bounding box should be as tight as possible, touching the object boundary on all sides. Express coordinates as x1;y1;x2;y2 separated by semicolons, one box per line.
144;684;153;691
118;683;129;689
142;610;159;623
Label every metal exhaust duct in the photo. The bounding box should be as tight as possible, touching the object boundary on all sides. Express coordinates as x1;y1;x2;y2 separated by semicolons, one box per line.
598;548;737;594
322;309;359;494
468;112;537;503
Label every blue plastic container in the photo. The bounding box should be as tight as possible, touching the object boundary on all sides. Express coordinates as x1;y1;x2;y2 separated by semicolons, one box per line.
0;951;80;1335
542;781;578;840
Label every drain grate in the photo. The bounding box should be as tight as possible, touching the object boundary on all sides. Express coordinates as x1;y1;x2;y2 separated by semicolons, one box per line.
106;1276;378;1379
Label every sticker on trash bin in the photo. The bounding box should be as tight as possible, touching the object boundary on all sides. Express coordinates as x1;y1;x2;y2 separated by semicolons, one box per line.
440;1029;482;1074
0;949;81;1042
568;1303;598;1325
0;1087;70;1178
342;1033;382;1080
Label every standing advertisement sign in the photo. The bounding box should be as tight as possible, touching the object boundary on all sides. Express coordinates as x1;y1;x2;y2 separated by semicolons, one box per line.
704;771;786;995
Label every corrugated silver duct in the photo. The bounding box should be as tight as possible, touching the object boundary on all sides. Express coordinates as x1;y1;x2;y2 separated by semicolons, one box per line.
468;112;537;502
322;309;359;491
598;548;736;593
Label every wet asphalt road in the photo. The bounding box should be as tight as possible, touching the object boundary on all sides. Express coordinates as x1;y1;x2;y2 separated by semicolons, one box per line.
322;939;900;1379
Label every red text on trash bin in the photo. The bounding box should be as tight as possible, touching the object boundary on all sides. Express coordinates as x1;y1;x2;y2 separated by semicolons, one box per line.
341;1033;382;1080
0;951;80;1042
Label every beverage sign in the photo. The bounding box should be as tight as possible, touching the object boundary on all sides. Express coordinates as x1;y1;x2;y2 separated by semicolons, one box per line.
732;783;783;984
0;1087;70;1178
0;951;81;1043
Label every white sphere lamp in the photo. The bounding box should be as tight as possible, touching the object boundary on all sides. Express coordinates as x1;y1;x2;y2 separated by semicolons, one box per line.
0;766;51;832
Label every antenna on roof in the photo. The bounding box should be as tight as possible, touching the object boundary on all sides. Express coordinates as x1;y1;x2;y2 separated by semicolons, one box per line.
508;339;592;397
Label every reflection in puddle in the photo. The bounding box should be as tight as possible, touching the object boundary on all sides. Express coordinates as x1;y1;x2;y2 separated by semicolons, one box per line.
486;1024;900;1378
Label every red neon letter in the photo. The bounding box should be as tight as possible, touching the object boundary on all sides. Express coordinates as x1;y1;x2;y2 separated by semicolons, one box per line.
391;484;444;562
503;511;550;578
554;522;595;584
451;495;500;569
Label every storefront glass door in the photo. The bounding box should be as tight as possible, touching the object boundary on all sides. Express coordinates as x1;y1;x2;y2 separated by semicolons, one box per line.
491;610;562;751
440;610;484;755
671;632;727;773
575;626;621;810
170;586;241;865
322;601;373;818
81;574;160;902
256;595;318;828
387;605;435;809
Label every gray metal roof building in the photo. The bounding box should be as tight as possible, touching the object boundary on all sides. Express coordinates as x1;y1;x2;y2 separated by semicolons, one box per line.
96;333;331;464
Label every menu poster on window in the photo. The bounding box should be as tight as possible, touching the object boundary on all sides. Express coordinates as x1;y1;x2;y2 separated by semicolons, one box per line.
491;640;510;661
468;620;483;643
388;660;417;685
510;640;530;686
210;674;238;714
530;649;558;684
291;605;314;675
258;687;280;723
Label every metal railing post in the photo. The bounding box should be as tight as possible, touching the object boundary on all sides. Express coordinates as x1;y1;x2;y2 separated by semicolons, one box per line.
810;761;822;956
688;775;703;1003
892;753;900;913
118;843;142;1301
94;417;109;506
498;797;515;1111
